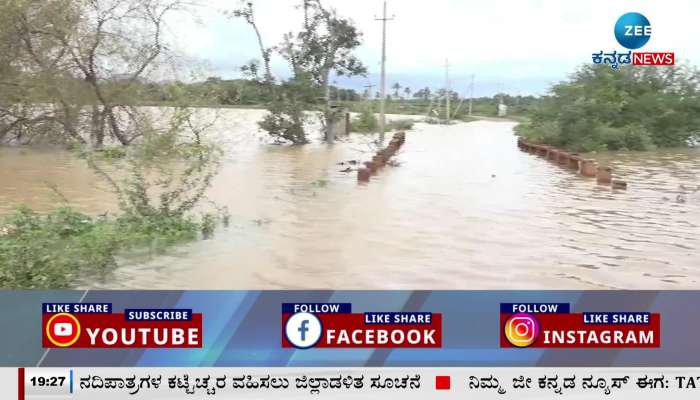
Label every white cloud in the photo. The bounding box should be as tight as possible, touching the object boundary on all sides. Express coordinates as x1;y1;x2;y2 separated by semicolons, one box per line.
168;0;700;95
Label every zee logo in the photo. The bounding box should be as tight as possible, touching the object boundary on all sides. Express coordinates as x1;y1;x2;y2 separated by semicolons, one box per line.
614;12;651;49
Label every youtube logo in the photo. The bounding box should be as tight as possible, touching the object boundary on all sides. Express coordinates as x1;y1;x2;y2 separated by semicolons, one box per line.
45;313;81;347
53;323;73;337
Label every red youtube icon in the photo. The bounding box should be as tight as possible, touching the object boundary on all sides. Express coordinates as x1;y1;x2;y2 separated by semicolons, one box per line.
44;313;81;348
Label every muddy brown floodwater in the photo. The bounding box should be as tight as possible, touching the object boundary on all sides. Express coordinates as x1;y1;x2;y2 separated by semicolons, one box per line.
0;109;699;289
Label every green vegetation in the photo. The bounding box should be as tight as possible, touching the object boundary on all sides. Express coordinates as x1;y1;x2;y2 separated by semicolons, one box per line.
0;105;227;289
350;107;414;133
350;107;378;132
516;64;700;152
122;78;535;122
0;207;201;289
0;0;191;148
339;91;537;122
388;119;415;131
232;0;366;144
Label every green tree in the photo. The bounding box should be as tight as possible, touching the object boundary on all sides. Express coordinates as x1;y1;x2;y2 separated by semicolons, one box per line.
517;64;700;151
1;0;187;148
392;82;401;98
413;87;431;101
233;0;366;144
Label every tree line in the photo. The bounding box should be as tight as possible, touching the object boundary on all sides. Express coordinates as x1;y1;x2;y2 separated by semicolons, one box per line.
516;64;700;151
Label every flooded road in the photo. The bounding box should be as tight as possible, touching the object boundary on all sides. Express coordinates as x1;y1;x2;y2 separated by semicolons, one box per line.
1;109;699;289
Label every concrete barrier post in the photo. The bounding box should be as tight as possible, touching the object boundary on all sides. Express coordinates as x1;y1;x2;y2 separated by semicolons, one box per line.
612;180;627;190
580;159;597;177
373;154;385;168
364;161;377;174
357;168;370;182
568;154;581;170
558;152;570;166
597;166;613;185
394;131;405;145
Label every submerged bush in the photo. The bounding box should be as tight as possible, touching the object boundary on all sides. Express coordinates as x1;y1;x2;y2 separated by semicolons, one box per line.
0;204;228;289
351;108;379;132
352;108;414;133
0;107;228;289
388;119;414;131
0;207;202;288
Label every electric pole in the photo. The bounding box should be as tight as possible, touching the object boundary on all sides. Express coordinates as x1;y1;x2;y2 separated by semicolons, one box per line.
363;83;376;111
375;1;394;144
444;58;450;123
468;73;474;116
363;83;376;100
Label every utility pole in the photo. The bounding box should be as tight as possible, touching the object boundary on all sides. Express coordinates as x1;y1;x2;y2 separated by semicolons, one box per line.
363;83;376;100
375;1;394;144
363;83;376;111
444;58;450;123
468;73;475;116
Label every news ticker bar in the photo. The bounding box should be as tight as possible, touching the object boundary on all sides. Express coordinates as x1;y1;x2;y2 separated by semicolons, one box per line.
6;367;700;399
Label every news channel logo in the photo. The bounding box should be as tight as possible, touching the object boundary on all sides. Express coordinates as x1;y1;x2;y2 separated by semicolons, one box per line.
284;312;323;349
593;12;674;70
504;312;540;347
614;12;651;50
45;313;81;347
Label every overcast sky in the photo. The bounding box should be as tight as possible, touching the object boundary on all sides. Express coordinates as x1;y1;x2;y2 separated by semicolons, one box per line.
169;0;700;97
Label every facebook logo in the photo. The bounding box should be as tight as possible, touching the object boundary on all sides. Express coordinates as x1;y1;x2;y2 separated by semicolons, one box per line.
285;312;322;349
298;319;310;341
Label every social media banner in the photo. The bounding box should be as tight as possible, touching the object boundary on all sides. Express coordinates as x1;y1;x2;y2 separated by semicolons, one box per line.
1;291;699;367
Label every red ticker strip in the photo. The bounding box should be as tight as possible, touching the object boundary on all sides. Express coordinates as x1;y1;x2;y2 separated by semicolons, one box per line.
17;368;24;400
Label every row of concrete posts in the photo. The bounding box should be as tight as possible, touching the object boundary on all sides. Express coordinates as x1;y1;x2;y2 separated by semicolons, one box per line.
357;131;406;183
517;138;627;190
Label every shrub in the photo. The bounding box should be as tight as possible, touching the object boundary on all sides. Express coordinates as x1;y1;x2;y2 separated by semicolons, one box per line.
351;108;379;133
516;64;700;152
387;119;414;131
0;206;208;289
352;110;414;133
0;107;228;289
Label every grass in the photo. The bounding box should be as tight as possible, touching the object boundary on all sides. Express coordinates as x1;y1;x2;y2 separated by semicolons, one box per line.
0;206;204;289
68;143;128;160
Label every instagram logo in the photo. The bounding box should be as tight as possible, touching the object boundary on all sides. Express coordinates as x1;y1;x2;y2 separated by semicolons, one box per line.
504;313;540;347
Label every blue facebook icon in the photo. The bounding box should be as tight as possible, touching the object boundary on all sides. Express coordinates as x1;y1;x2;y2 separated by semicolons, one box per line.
285;312;322;349
298;319;310;341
